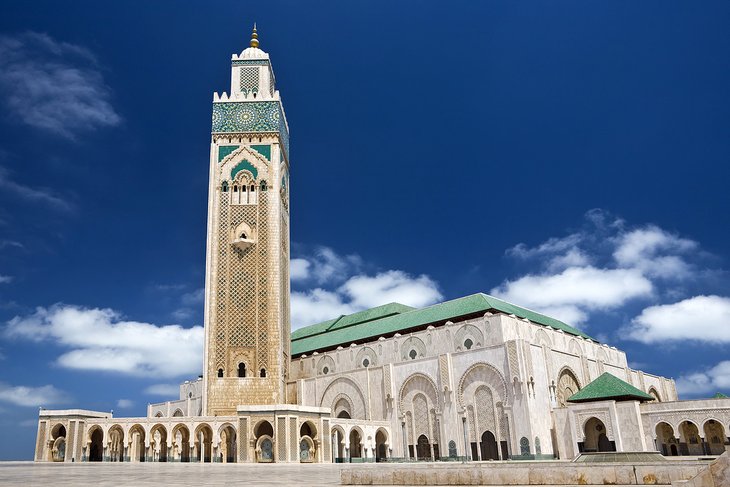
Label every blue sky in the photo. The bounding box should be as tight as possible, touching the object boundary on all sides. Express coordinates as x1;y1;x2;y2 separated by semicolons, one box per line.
0;0;728;460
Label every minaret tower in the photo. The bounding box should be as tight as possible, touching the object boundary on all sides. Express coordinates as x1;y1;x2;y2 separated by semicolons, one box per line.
202;25;291;416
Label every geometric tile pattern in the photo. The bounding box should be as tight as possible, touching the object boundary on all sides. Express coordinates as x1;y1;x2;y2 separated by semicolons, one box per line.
239;67;259;96
211;102;289;158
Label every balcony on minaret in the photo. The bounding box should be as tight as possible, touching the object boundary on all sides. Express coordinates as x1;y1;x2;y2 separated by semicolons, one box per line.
231;222;256;251
232;234;255;251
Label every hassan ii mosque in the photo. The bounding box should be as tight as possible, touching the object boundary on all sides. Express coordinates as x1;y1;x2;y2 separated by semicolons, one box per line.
34;27;730;465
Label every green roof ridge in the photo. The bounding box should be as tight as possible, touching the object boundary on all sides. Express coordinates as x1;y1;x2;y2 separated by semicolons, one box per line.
568;372;655;403
290;292;596;357
712;392;729;399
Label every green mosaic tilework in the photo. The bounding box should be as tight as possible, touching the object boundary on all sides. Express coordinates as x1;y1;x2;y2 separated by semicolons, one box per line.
567;372;655;403
251;144;271;161
211;102;289;158
230;160;258;180
218;145;240;162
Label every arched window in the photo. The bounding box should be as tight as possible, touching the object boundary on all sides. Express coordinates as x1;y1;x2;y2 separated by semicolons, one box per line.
238;363;246;378
362;358;370;368
464;338;473;350
409;349;417;360
260;181;267;191
260;368;266;377
217;368;224;378
233;185;238;192
222;181;228;192
250;184;255;192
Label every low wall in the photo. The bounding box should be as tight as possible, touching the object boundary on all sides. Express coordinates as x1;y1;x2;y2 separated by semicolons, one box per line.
340;461;710;485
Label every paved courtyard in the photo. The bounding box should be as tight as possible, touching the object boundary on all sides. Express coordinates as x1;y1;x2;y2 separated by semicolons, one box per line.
0;461;645;487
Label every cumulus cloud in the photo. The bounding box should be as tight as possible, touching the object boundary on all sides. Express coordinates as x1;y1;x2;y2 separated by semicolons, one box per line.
0;32;121;138
290;258;311;281
491;266;652;326
613;226;697;279
4;305;203;378
0;382;69;407
675;361;730;397
624;295;730;344
290;247;362;285
291;248;442;329
144;384;180;396
493;209;707;328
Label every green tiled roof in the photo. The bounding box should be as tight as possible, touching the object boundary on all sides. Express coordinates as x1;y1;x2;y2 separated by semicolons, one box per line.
712;392;729;399
290;293;595;356
568;372;655;403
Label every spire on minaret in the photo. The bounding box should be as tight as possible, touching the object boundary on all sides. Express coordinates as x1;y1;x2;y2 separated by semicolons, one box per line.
249;23;259;48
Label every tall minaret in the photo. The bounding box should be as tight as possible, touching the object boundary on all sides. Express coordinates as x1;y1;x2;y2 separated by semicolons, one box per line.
202;25;291;416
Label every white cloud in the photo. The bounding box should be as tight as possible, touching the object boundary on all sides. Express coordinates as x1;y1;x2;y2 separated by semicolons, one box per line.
0;275;11;284
0;32;121;138
340;271;442;310
290;258;311;281
613;226;697;279
676;361;730;397
0;382;69;407
291;249;442;329
144;384;180;396
5;304;203;378
625;295;730;344
291;247;362;285
495;210;710;328
0;167;73;212
491;266;653;326
116;399;133;408
507;233;583;260
291;289;356;328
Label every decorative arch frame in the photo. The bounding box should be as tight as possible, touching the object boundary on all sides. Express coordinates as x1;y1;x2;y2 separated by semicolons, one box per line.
320;377;368;420
457;362;508;408
217;422;238;443
647;386;662;402
252;419;274;438
401;336;427;361
556;366;582;407
299;420;318;439
255;434;275;463
332;394;353;418
355;346;378;368
219;146;270;184
454;324;485;351
398;372;439;411
568;339;583;356
86;424;104;443
316;355;336;376
534;329;552;348
231;220;255;241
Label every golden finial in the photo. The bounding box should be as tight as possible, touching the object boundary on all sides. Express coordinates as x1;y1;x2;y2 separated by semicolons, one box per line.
249;23;259;48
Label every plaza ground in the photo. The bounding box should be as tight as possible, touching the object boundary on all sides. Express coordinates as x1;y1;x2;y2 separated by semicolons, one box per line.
0;460;713;487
